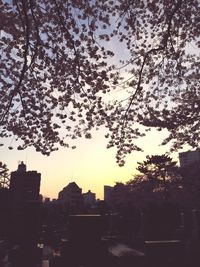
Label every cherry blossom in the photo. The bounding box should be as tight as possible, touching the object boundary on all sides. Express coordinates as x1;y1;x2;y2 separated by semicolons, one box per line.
0;0;199;165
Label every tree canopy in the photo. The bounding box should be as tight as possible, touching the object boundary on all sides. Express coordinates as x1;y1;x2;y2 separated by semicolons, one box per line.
111;155;199;209
137;154;177;182
137;154;179;199
0;0;199;165
0;161;10;188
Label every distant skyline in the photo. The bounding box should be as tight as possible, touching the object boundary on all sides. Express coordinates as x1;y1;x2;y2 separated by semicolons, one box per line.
1;127;188;200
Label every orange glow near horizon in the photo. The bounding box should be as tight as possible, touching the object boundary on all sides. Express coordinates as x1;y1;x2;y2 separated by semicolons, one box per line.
1;128;182;200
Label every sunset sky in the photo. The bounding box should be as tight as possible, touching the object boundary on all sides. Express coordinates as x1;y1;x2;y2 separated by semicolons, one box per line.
1;127;184;200
0;43;181;199
0;4;193;200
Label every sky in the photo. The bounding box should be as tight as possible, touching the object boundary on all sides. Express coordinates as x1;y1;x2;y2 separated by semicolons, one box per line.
0;127;183;200
0;33;188;200
0;3;193;200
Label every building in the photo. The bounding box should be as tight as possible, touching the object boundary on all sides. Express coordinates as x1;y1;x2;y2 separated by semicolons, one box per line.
9;162;41;245
179;149;200;167
104;185;113;203
83;190;96;207
58;182;82;212
0;188;11;239
10;161;41;202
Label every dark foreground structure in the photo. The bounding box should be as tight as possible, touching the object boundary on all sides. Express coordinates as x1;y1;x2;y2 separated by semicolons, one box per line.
0;164;200;266
1;209;200;267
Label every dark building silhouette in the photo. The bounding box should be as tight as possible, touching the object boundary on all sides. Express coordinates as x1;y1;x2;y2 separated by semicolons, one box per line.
83;190;96;207
10;161;40;202
0;188;11;240
104;185;113;205
9;162;41;247
179;148;200;167
58;182;82;213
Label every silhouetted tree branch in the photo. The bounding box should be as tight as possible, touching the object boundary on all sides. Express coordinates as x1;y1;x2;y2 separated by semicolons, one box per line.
0;0;199;165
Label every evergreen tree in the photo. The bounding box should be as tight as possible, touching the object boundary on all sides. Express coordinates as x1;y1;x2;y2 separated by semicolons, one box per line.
137;154;177;199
